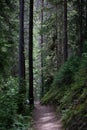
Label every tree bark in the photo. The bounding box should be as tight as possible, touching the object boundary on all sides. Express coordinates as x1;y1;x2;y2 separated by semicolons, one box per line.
29;0;34;105
63;0;68;62
18;0;26;113
85;0;87;39
41;0;44;97
79;0;83;55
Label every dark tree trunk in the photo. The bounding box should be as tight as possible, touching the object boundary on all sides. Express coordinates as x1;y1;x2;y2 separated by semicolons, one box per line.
79;0;83;55
18;0;26;113
63;0;68;62
56;4;58;69
41;0;44;97
85;0;87;39
28;0;34;105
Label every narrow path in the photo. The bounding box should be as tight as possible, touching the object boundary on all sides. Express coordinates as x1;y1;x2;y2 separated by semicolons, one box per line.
33;102;63;130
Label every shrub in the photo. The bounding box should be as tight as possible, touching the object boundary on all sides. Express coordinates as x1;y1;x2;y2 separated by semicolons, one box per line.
0;77;18;130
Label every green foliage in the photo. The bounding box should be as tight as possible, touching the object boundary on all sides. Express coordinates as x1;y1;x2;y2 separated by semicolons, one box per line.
53;56;80;87
0;77;18;130
41;56;78;104
0;0;18;76
39;16;55;35
11;114;33;130
47;0;62;4
0;77;33;130
41;55;87;129
61;57;87;129
83;41;87;54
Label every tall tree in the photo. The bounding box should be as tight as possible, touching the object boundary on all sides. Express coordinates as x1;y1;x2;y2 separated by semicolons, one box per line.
29;0;34;105
86;0;87;31
85;0;87;40
18;0;26;113
41;0;44;97
78;0;83;55
63;0;68;61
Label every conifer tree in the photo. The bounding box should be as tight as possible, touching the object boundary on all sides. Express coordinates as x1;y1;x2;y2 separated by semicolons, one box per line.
18;0;26;113
41;0;44;97
29;0;34;105
64;0;68;61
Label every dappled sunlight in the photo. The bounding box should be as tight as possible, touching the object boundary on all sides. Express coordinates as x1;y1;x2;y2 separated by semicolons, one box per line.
33;102;62;130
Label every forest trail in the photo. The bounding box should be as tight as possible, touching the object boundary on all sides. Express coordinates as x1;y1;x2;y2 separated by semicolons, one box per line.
33;102;63;130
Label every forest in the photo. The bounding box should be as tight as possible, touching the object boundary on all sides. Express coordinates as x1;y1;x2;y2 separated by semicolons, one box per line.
0;0;87;130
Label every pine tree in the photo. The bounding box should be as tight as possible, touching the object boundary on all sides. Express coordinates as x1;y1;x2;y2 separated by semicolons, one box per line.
41;0;44;97
29;0;34;105
64;0;68;61
18;0;26;113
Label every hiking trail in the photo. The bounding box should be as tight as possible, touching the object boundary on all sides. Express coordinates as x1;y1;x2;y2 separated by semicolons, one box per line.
33;102;63;130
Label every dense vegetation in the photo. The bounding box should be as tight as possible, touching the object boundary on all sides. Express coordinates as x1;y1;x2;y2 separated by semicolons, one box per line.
0;0;87;130
0;0;33;130
41;55;87;129
40;0;87;130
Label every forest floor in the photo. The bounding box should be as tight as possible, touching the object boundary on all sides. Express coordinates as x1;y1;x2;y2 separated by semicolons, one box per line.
33;102;63;130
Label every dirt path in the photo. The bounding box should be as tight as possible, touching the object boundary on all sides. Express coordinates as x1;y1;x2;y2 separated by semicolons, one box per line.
33;102;63;130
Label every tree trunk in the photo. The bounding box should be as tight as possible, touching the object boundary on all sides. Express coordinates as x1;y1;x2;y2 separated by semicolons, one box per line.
85;0;87;39
79;0;83;55
29;0;34;105
63;0;68;62
55;4;59;69
41;0;44;97
18;0;26;113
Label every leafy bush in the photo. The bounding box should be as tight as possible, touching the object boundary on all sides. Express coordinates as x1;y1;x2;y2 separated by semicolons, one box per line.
0;77;34;130
0;77;18;130
11;114;33;130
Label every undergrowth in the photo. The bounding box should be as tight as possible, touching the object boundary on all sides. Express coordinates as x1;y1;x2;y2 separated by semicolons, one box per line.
0;77;33;130
41;55;87;130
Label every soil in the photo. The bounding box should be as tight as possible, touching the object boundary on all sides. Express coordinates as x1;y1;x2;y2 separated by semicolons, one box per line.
33;102;63;130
